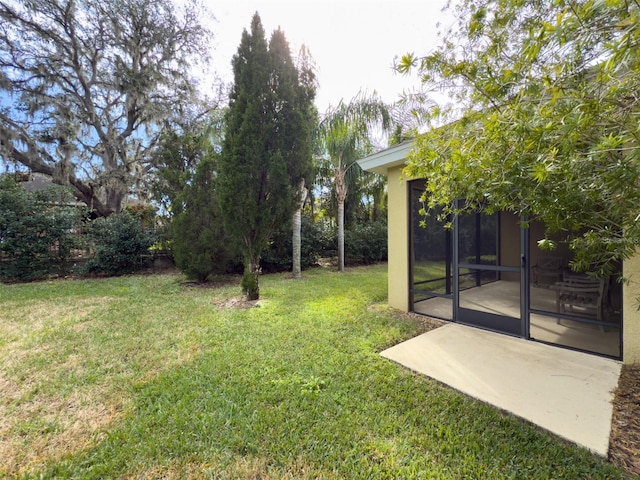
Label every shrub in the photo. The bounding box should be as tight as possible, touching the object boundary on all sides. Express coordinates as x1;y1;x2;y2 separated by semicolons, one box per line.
344;220;388;265
81;211;157;276
170;156;241;282
317;222;338;259
261;214;324;273
282;219;388;267
0;175;83;282
171;209;241;281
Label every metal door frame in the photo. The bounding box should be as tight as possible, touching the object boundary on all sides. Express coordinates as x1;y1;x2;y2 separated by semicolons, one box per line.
452;209;529;337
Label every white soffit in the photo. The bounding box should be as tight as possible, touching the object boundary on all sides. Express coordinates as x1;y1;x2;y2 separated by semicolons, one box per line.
357;139;414;175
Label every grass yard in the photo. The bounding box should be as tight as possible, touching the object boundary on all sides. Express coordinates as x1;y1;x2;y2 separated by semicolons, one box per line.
0;265;631;479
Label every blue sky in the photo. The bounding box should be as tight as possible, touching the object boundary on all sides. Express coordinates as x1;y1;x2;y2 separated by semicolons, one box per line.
205;0;451;111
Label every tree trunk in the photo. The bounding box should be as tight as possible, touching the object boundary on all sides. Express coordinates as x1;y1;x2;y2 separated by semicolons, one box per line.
292;178;308;279
337;199;345;272
242;257;261;301
335;165;347;273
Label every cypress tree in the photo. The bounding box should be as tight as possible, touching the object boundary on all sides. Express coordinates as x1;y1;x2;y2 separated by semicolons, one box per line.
171;154;238;282
219;13;312;300
269;33;317;279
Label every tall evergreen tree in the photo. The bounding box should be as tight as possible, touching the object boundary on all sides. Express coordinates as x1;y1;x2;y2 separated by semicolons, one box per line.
219;13;313;299
268;40;317;279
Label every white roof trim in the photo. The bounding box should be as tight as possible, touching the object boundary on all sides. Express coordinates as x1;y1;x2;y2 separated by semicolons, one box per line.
357;140;415;175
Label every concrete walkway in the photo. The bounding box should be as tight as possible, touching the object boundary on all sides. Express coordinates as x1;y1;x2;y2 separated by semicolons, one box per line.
381;323;622;456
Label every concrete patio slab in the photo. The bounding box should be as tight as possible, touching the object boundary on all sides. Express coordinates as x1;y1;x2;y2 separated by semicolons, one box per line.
381;323;622;456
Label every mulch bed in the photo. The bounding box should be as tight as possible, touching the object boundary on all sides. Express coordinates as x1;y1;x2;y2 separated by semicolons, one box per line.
609;364;640;476
213;297;261;309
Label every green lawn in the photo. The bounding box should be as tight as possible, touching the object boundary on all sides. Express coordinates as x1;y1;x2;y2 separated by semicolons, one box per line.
0;265;630;479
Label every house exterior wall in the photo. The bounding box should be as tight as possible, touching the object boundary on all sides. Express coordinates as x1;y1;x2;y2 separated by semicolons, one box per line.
387;166;410;311
363;146;640;364
623;253;640;364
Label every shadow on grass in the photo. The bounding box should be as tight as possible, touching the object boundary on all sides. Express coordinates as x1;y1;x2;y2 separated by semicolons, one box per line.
29;345;628;479
8;266;630;479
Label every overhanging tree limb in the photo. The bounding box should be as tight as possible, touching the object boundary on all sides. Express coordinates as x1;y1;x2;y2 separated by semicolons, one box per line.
399;0;640;277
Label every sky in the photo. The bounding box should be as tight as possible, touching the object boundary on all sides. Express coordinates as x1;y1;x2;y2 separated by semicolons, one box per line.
205;0;452;112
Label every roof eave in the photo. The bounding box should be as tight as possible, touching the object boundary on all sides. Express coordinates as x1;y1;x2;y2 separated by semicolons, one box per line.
357;140;414;175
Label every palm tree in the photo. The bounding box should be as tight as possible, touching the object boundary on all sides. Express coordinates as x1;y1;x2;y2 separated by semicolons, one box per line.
292;177;308;279
292;45;318;279
317;92;391;272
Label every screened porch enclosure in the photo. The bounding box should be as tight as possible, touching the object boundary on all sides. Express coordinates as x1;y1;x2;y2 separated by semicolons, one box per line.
409;180;622;359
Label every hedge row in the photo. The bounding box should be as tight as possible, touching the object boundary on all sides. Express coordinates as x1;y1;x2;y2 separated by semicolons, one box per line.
261;217;388;273
1;177;388;282
1;177;157;282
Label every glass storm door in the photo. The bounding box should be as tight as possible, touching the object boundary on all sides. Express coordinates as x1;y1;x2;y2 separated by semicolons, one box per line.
454;211;525;337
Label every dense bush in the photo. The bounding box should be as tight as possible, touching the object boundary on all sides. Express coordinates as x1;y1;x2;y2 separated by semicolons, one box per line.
261;214;325;273
306;220;388;266
170;156;241;281
80;211;157;276
0;176;83;282
344;220;388;265
171;212;241;281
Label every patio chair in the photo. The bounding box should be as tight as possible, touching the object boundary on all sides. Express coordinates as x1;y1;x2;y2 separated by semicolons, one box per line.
552;273;608;330
532;257;565;286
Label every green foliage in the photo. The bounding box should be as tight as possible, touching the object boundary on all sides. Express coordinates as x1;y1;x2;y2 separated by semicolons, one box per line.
344;220;388;265
171;154;241;282
218;13;317;298
269;32;318;193
152;128;211;218
318;92;391;167
319;221;389;265
0;0;213;216
0;175;83;282
399;0;640;278
81;211;156;276
261;214;324;272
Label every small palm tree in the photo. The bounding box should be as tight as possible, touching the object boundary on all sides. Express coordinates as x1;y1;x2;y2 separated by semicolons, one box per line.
317;92;391;272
